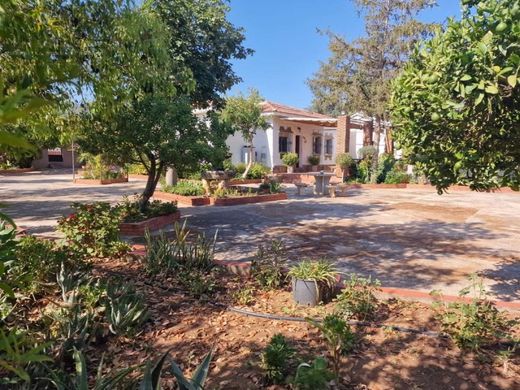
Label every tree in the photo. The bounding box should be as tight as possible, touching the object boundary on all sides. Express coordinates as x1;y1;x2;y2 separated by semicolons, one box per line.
391;0;520;192
221;89;269;178
308;0;437;160
151;0;252;108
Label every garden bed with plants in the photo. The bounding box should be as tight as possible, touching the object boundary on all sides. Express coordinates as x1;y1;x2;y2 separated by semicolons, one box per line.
1;209;519;389
73;176;129;185
75;154;128;185
0;167;35;175
155;180;210;206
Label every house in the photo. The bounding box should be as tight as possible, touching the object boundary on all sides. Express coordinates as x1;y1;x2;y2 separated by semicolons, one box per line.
225;100;393;172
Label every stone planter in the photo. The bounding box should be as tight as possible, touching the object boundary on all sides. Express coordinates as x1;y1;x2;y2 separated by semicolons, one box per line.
153;191;210;206
73;177;128;185
287;166;294;174
310;165;319;172
119;211;181;236
209;192;288;206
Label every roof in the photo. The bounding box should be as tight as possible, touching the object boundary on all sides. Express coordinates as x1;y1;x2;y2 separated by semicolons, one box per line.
261;100;332;119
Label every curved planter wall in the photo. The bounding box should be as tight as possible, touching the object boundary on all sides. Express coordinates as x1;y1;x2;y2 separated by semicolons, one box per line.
119;211;181;236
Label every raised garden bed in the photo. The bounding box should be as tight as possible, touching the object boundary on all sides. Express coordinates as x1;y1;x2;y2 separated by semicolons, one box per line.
209;192;288;206
119;210;181;236
0;167;35;175
153;191;210;206
344;183;407;189
128;173;149;181
74;177;128;185
229;178;263;185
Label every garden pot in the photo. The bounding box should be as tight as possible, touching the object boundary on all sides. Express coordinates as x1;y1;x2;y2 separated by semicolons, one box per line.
311;165;318;172
292;278;321;307
287;166;294;174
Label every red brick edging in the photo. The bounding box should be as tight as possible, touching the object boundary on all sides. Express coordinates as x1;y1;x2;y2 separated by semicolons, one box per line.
73;177;128;185
120;211;181;236
209;192;288;206
154;191;210;206
0;168;35;175
229;179;263;185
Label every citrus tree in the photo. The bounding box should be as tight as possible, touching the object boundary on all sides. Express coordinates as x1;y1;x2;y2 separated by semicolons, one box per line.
391;0;520;192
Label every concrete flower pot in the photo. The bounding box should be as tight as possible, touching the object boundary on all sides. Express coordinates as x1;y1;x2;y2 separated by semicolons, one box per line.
292;278;321;307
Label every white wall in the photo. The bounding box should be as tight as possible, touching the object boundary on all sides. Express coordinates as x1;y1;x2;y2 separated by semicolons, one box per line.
225;119;274;167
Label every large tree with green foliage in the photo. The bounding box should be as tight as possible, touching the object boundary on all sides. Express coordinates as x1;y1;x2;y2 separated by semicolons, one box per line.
308;0;436;158
391;0;520;192
221;89;269;178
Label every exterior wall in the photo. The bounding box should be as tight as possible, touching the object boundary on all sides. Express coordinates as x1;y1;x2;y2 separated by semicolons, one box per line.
32;148;77;169
226;119;274;167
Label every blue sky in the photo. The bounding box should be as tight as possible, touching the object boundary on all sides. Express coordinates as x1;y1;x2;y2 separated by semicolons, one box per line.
227;0;461;109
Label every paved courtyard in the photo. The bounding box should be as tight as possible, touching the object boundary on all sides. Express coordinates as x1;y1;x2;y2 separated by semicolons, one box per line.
1;170;519;302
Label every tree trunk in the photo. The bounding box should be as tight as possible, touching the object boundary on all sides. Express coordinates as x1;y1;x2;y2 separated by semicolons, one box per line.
165;167;178;186
140;158;164;212
385;126;394;154
372;116;382;169
242;135;254;179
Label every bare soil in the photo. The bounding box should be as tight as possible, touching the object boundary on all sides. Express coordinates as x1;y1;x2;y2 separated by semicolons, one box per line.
89;258;520;390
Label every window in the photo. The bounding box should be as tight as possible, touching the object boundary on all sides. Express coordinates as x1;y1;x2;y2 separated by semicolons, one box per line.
279;136;289;153
312;136;322;155
325;138;333;155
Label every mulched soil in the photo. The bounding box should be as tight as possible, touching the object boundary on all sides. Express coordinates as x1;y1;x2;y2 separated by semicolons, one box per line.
90;257;520;390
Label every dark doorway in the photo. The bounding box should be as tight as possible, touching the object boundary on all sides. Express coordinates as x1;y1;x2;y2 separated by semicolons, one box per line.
295;135;301;168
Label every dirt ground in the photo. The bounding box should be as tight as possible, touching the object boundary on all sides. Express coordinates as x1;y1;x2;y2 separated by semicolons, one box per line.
91;257;520;390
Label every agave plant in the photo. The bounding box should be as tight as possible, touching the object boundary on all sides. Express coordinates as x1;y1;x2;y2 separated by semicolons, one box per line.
105;281;148;335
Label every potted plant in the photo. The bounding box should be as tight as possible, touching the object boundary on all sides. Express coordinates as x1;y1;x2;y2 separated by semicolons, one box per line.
307;155;320;172
282;152;299;173
335;153;354;181
288;260;338;307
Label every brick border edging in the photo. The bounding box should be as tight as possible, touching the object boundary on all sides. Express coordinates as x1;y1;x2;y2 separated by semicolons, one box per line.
154;191;210;206
0;168;36;175
73;177;129;185
209;192;288;206
120;211;181;236
229;179;263;185
128;174;149;180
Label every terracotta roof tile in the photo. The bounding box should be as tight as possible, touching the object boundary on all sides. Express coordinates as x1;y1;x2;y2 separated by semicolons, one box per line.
261;100;332;119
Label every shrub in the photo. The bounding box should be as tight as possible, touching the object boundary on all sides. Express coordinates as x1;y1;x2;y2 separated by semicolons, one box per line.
12;236;73;294
307;155;320;166
80;153;125;180
118;197;177;223
125;163;148;175
335;153;353;169
307;314;355;379
162;180;205;196
251;240;288;290
231;286;256;306
335;274;381;320
356;160;372;183
358;145;377;161
248;162;270;179
234;162;247;176
293;357;334;390
260;334;294;384
384;169;410;184
374;153;396;183
282;152;299;167
434;275;518;351
179;269;217;299
57;202;126;258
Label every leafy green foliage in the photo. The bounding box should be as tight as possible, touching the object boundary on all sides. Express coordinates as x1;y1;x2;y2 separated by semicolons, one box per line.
336;274;381;320
162;180;205;196
170;349;214;390
434;275;518;350
288;260;338;288
79;153;125;180
248;163;270;179
307;314;355;379
293;357;334;390
118;197;178;223
282;152;299;167
260;334;294;384
307;155;320;166
335;153;354;169
391;0;520;192
231;286;256;306
251;240;288;290
57;203;127;258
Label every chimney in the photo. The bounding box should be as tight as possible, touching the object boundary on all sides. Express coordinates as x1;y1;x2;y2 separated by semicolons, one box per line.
335;115;350;155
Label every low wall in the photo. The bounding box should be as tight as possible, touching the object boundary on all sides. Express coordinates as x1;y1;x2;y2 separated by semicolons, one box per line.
154;191;210;206
0;168;35;175
209;192;288;206
119;211;181;236
73;177;128;185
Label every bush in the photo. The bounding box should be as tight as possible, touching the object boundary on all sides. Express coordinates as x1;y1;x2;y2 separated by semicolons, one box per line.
358;145;377;161
80;153;125;180
105;281;148;335
293;357;334;390
282;152;299;167
234;162;247;176
434;275;518;351
57;202;127;258
12;236;74;294
335;274;381;320
374;153;395;183
251;240;288;290
384;169;410;184
356;160;372;183
231;286;256;306
125;163;147;175
335;153;353;169
307;155;320;166
118;197;177;223
260;334;294;384
248;162;270;179
162;180;205;196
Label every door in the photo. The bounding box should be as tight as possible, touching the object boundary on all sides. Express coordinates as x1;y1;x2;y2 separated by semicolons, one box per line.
295;135;301;168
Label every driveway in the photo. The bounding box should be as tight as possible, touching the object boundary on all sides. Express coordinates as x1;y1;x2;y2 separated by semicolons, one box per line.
1;170;519;302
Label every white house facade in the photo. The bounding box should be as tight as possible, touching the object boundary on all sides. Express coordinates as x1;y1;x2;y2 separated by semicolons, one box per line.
226;100;393;172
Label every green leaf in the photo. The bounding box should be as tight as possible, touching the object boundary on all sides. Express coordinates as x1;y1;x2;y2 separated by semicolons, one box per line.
460;75;472;81
475;93;485;105
507;75;517;88
485;85;499;94
190;349;214;389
